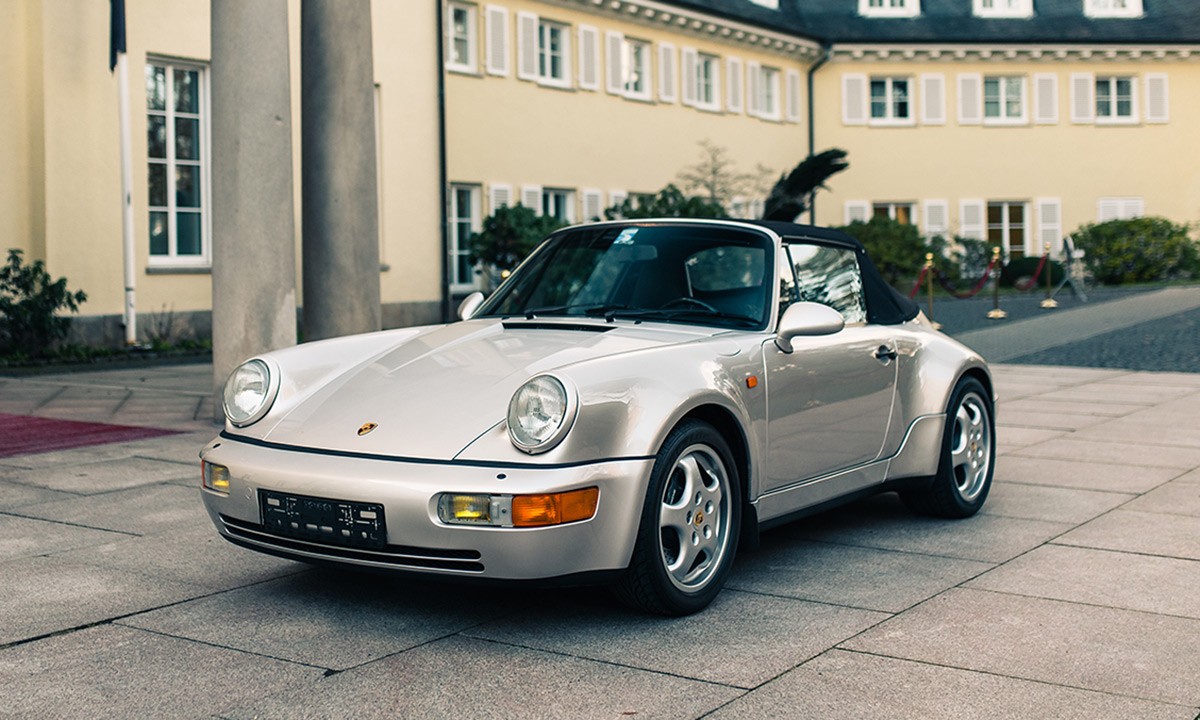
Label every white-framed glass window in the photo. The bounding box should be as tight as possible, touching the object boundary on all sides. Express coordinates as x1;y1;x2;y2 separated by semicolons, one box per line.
695;53;720;111
859;0;920;18
447;2;477;73
542;188;575;223
449;184;481;290
984;76;1026;123
757;66;781;120
1096;76;1136;122
869;77;911;124
146;59;209;266
987;201;1028;259
974;0;1033;17
1084;0;1142;18
538;20;568;85
623;38;651;99
873;202;915;224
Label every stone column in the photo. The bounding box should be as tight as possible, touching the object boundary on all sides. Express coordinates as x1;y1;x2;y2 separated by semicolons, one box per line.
210;0;298;421
301;0;382;342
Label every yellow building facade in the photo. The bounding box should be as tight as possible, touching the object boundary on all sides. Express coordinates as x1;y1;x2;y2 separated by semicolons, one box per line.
1;0;1197;341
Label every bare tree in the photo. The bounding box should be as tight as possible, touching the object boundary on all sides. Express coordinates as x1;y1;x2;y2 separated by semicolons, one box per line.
675;140;774;208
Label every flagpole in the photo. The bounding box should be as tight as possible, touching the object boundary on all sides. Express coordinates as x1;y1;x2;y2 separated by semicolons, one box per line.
114;8;136;346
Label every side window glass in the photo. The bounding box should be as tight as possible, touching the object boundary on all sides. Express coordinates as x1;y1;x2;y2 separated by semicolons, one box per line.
784;243;867;324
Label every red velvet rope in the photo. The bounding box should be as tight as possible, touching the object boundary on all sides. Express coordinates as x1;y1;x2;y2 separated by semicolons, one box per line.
907;266;929;299
932;256;1000;299
1013;253;1050;291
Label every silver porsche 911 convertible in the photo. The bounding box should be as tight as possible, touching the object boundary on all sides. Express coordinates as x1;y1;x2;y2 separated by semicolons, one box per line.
200;219;995;615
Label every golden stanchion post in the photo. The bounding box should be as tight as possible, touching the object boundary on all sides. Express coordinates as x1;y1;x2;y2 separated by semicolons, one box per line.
1040;241;1058;309
924;252;942;330
986;245;1007;320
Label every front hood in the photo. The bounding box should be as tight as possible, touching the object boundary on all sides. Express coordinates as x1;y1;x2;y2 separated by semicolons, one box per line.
259;318;711;460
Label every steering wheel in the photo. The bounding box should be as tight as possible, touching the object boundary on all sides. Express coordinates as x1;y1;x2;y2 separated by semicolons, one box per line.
661;297;719;313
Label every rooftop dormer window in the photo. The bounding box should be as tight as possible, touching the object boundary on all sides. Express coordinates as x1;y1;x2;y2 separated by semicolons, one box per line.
1084;0;1143;18
859;0;920;19
974;0;1034;19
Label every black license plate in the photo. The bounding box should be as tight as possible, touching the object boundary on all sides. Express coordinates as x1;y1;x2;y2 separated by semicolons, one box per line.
259;490;387;550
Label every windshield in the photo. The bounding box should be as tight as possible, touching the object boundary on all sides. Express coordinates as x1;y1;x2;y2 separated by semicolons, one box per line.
475;224;775;330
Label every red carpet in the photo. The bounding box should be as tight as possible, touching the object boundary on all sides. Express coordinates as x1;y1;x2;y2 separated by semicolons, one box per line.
0;413;181;458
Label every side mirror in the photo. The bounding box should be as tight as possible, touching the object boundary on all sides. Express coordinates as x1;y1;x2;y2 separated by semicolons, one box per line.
775;302;845;353
457;291;485;321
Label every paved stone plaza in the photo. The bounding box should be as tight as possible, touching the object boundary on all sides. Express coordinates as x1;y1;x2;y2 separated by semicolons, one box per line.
1;329;1199;716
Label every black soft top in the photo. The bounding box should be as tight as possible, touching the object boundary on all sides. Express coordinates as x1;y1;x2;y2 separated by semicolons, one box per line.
744;220;921;326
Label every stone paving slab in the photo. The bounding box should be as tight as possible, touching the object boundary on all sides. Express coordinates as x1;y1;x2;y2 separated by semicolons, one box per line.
981;482;1133;524
120;569;518;671
992;409;1110;431
1071;414;1200;448
0;514;129;563
728;537;992;613
0;480;74;510
0;555;205;645
1001;397;1142;417
843;588;1200;706
1055;509;1200;561
1124;479;1200;517
464;589;889;689
995;425;1065;450
966;544;1200;620
995;455;1180;494
16;483;210;536
3;456;195;494
224;635;744;720
0;625;322;719
1034;383;1192;406
707;650;1196;720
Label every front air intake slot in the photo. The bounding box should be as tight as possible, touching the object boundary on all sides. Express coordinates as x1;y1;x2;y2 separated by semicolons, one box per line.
502;321;614;333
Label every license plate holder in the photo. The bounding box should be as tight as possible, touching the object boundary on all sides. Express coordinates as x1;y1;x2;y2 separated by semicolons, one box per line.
259;490;387;550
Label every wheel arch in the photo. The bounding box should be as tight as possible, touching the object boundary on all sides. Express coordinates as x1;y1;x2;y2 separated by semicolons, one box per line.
676;403;760;550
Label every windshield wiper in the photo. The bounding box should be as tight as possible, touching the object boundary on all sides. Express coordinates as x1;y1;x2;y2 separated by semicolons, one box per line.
521;303;629;320
601;307;760;327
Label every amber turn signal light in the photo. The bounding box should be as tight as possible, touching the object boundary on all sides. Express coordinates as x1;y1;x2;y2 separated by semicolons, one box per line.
512;487;599;527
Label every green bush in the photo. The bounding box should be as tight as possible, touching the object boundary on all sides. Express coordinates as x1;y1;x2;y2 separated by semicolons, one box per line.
835;217;926;287
926;236;993;284
0;249;88;359
604;184;725;220
468;204;568;275
1072;217;1199;285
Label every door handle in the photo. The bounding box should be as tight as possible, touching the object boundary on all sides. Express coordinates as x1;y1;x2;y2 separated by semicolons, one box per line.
874;345;897;362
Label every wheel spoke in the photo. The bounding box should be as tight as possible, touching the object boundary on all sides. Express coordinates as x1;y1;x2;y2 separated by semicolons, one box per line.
655;443;734;592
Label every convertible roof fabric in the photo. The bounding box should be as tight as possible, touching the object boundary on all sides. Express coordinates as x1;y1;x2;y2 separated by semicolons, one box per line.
744;220;921;326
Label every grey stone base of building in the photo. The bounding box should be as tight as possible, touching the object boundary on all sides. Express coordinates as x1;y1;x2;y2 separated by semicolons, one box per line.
66;301;445;349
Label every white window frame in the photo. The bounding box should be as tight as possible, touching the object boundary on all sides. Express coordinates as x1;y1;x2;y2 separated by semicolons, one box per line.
449;184;482;292
859;0;920;18
537;19;571;88
868;76;914;126
146;58;211;268
1095;75;1138;125
542;188;575;223
872;202;917;225
623;37;652;101
983;75;1027;125
973;0;1033;18
694;53;721;112
987;200;1031;258
1084;0;1143;19
755;65;782;121
446;2;478;74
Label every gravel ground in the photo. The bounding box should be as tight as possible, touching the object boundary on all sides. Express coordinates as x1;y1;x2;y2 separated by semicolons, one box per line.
927;282;1200;373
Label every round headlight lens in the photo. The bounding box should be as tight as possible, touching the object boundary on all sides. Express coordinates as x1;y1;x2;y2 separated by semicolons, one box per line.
507;375;574;453
223;359;276;426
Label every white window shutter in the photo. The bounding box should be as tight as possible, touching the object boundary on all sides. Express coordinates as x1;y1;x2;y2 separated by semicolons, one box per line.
844;201;869;224
520;184;542;212
1037;198;1062;251
1033;73;1058;124
515;12;538;81
923;200;949;238
577;25;599;91
960;200;985;240
605;31;625;95
957;73;982;125
608;190;628;217
488;183;512;213
1145;73;1169;123
746;61;761;117
785;69;801;123
1070;73;1095;124
842;73;867;125
681;47;697;106
658;43;676;102
484;5;510;77
1121;198;1144;219
920;73;945;125
1097;199;1119;222
582;189;603;222
726;57;743;113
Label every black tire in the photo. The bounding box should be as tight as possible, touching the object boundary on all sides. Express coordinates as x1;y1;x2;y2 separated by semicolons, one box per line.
900;376;995;519
612;419;741;616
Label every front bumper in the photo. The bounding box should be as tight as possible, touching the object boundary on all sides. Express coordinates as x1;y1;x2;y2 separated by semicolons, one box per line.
198;436;654;580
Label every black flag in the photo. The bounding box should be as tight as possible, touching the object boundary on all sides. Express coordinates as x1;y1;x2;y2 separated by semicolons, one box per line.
109;0;126;72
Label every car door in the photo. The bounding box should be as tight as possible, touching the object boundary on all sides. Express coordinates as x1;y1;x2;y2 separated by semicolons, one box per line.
762;241;898;495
